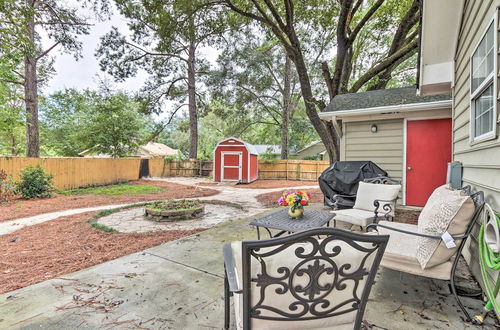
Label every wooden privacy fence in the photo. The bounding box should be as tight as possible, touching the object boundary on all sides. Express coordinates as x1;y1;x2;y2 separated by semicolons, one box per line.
0;157;141;190
149;158;214;177
148;159;330;180
258;160;330;181
0;157;330;190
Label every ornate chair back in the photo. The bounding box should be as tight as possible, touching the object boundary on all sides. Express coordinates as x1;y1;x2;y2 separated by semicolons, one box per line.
237;228;389;329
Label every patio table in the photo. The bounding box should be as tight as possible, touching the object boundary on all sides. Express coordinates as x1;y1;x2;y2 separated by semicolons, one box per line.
249;209;335;239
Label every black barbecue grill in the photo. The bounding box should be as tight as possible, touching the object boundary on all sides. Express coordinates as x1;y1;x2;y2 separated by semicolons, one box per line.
319;161;387;209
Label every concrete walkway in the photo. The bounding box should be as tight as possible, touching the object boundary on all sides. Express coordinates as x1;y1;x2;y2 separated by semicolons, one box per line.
0;177;319;236
0;205;494;329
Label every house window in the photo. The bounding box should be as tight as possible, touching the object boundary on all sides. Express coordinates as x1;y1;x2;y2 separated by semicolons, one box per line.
470;19;497;142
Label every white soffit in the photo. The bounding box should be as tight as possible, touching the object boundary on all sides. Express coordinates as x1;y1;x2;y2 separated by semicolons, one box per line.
419;0;464;95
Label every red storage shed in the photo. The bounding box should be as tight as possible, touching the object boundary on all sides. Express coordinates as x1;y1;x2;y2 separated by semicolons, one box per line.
213;137;258;183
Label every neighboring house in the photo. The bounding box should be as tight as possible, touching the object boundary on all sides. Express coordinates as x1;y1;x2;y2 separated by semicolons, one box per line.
320;86;452;207
79;142;179;158
252;144;281;158
296;141;329;161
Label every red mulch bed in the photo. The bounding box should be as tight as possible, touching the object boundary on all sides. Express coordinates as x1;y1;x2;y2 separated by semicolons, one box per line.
0;211;204;294
256;188;420;225
0;180;218;222
234;179;317;189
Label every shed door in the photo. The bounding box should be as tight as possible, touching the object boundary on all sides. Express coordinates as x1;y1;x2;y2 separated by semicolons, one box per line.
406;118;451;206
221;152;242;181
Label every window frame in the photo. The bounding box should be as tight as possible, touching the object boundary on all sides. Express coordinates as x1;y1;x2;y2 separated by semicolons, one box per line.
469;14;498;144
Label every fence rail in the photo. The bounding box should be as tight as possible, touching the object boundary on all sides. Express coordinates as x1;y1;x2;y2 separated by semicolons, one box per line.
258;160;330;181
0;157;141;190
149;159;213;177
0;157;329;190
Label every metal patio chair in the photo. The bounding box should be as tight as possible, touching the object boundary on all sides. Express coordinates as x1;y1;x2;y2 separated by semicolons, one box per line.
331;177;401;229
223;228;389;330
367;186;485;322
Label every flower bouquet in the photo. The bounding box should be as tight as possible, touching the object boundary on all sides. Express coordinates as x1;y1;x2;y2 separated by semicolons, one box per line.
278;191;310;219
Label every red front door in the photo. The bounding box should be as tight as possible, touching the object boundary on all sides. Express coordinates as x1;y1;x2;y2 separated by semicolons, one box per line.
406;118;452;206
222;152;241;181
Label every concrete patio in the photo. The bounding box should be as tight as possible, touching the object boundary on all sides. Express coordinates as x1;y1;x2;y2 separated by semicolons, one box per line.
0;206;496;330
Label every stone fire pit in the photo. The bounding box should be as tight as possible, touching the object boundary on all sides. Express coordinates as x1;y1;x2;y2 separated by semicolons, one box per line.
145;200;204;222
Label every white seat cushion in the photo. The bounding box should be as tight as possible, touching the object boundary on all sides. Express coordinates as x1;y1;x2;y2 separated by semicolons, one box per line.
333;208;377;227
377;221;451;280
229;237;378;330
354;182;401;216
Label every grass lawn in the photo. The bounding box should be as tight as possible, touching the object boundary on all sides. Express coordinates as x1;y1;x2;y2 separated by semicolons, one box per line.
60;184;165;196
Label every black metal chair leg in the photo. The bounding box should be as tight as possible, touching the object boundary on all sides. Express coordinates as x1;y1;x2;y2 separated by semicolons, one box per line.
449;250;472;322
450;277;472;322
224;271;230;329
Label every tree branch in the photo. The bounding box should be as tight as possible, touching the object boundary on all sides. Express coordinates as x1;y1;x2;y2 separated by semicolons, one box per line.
125;41;188;62
223;0;268;24
348;0;385;43
349;38;418;93
36;41;61;61
0;79;23;86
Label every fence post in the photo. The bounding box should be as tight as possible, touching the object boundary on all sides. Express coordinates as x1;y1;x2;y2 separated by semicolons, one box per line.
285;160;288;180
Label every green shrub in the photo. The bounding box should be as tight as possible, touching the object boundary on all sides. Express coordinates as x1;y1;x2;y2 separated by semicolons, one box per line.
0;170;16;203
16;165;54;199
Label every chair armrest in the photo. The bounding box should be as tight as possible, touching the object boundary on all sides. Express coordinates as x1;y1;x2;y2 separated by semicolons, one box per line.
367;223;469;240
331;194;356;209
333;193;356;199
373;198;397;221
223;244;242;293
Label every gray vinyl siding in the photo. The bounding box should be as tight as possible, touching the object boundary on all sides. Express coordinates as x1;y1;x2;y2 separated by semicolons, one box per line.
297;143;329;161
343;119;404;180
454;0;500;287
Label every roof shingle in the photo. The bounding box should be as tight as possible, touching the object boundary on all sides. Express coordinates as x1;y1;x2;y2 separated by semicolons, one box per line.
323;86;451;113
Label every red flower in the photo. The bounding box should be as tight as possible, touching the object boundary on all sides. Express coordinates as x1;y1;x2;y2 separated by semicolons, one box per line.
283;201;288;206
300;199;307;206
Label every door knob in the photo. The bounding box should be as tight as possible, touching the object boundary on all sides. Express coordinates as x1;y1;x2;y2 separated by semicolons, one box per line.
407;166;412;170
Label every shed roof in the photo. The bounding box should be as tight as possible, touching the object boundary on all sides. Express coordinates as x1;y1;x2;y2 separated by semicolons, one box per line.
140;142;178;157
216;137;259;155
323;87;451;113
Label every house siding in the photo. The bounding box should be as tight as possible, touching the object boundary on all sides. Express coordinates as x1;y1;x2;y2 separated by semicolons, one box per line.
454;0;500;287
342;119;404;180
297;143;329;161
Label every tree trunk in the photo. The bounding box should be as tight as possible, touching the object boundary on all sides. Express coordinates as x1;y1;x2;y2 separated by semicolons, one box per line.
11;134;18;156
187;40;198;159
280;55;292;160
289;49;338;163
25;0;39;157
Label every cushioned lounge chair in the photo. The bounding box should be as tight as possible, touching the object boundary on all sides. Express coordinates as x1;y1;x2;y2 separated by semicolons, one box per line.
223;228;389;330
332;177;401;229
368;185;485;322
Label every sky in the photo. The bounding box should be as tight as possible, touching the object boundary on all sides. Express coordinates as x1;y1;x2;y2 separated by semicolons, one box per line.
43;4;148;93
42;2;220;122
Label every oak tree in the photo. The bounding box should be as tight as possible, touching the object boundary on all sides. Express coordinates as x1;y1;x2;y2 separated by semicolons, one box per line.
218;0;420;162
